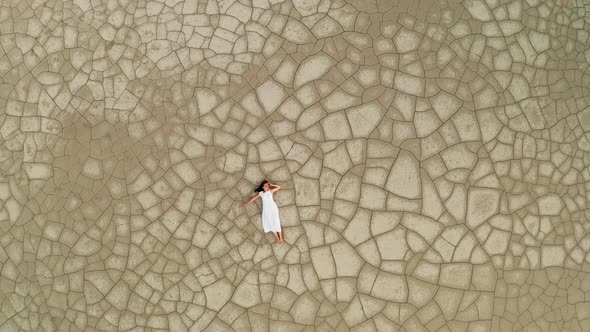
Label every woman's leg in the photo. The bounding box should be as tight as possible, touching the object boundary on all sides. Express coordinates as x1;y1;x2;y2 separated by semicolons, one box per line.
273;232;280;243
278;232;283;243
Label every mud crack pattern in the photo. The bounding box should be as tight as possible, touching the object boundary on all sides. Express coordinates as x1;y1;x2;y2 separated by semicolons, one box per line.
1;0;590;331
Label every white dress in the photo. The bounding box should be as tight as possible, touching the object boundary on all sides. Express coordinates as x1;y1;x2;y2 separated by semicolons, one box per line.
260;190;281;233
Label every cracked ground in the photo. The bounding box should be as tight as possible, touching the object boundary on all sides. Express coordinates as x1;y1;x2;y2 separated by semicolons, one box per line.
1;0;590;331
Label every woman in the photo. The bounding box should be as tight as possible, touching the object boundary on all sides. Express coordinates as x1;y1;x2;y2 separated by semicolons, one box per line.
243;180;284;244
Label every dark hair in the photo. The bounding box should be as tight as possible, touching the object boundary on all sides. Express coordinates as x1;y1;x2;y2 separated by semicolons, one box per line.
255;180;269;193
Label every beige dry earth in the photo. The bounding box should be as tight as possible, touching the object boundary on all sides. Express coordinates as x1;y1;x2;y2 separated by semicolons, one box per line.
1;0;590;331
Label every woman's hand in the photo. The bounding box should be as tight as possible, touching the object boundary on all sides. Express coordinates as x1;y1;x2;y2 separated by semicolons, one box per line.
242;202;248;207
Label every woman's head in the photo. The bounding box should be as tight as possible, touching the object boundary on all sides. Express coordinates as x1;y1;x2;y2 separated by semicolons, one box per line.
255;180;269;193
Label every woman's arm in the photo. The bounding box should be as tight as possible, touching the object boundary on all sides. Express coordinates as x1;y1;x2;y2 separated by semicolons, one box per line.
242;193;260;207
270;182;281;193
